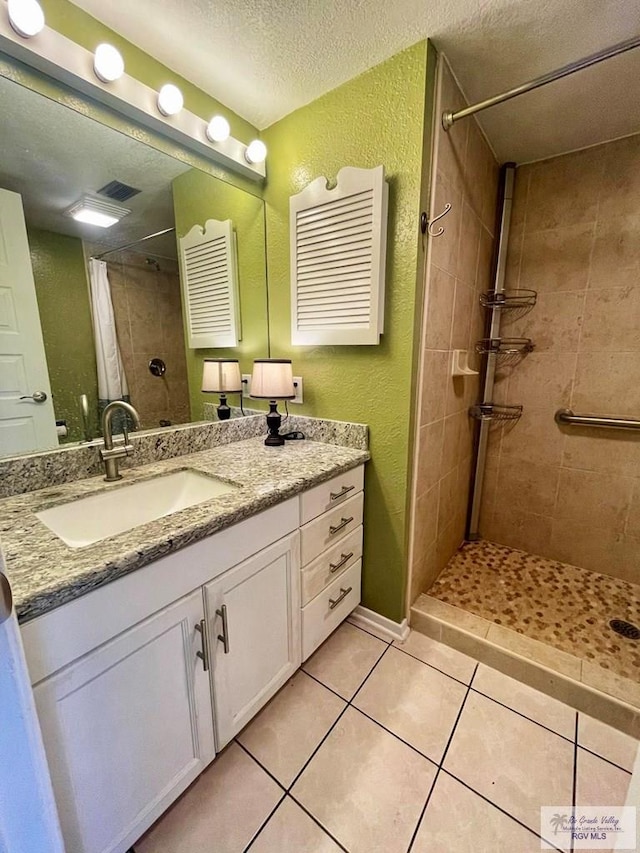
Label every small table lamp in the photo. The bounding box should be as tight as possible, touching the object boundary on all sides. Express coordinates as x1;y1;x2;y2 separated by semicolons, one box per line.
202;358;242;420
250;359;296;446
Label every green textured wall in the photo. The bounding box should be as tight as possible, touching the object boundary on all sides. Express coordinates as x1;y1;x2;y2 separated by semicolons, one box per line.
27;227;99;442
262;42;433;621
172;170;269;420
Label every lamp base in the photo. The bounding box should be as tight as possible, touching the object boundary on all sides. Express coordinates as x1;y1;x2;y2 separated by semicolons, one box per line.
264;401;284;446
217;394;231;420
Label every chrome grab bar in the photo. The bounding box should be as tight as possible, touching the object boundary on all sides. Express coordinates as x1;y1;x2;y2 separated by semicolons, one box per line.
0;572;13;625
555;408;640;431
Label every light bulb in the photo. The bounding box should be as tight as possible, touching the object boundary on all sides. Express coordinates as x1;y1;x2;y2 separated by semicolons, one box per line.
206;115;230;143
157;84;184;117
245;139;267;164
93;44;125;83
8;0;45;37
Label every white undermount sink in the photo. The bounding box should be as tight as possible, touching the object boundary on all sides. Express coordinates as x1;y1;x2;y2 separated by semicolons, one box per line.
35;470;240;549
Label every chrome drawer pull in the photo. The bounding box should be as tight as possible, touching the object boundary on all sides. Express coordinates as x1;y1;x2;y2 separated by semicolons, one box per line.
194;619;209;671
329;586;353;610
329;552;354;573
330;485;354;501
216;605;230;654
329;516;354;535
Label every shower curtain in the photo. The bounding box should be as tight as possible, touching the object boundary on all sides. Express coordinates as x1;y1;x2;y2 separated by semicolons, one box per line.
88;259;131;426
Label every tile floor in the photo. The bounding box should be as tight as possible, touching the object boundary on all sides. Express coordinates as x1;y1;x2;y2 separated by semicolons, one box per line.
430;540;640;680
135;621;638;853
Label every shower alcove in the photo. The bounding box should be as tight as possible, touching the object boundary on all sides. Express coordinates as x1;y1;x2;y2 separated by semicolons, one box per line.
409;54;640;734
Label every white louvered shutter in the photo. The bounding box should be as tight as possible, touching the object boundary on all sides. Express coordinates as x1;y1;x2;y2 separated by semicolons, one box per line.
179;219;240;348
290;165;388;345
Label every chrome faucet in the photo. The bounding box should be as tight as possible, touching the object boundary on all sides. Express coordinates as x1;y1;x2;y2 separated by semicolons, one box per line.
100;401;141;482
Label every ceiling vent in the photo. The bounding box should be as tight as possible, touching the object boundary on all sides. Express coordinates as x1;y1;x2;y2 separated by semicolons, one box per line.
97;180;141;202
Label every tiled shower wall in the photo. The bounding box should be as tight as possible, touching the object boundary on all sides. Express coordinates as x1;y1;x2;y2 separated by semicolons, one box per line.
109;251;191;430
482;132;640;585
409;61;499;604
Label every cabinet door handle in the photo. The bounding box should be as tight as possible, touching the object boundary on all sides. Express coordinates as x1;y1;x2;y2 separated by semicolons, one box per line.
194;619;209;671
329;587;352;610
329;516;354;535
329;552;354;573
216;605;230;654
330;485;354;501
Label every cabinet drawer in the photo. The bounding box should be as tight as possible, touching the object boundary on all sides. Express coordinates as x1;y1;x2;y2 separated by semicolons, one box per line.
300;465;364;524
300;492;364;566
301;559;361;661
300;526;362;606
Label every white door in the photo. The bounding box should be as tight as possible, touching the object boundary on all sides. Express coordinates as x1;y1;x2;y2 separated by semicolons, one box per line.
0;188;57;456
33;589;216;853
205;534;301;749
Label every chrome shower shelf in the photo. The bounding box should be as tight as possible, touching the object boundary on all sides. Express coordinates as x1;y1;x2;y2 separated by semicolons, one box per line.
475;337;535;356
469;403;523;422
479;289;537;309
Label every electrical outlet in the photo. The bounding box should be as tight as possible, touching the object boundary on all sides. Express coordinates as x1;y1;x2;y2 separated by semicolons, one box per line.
292;376;303;404
242;374;252;398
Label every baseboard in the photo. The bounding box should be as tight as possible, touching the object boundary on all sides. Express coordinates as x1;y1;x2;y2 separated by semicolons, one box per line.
348;605;410;642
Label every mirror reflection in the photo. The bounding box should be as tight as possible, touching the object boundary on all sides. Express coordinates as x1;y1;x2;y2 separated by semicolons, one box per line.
0;73;268;460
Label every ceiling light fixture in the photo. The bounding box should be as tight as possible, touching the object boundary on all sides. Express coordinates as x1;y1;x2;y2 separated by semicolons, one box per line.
93;43;124;83
7;0;44;38
245;139;267;164
157;83;183;117
206;115;230;143
64;196;131;229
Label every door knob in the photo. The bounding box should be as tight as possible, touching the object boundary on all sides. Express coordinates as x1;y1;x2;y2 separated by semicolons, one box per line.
20;391;47;403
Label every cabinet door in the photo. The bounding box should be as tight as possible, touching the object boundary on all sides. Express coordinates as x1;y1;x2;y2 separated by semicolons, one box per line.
33;589;215;853
205;534;300;749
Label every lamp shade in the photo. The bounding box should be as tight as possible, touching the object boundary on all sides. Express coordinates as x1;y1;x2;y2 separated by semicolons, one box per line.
250;359;295;400
202;359;242;393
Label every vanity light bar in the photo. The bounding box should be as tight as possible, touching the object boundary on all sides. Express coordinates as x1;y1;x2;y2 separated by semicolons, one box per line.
0;13;266;182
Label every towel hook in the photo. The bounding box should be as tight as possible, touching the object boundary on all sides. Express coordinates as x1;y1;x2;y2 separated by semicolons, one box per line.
421;203;452;237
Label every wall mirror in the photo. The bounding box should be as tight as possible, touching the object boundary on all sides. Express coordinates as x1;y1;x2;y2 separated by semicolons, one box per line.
0;69;269;460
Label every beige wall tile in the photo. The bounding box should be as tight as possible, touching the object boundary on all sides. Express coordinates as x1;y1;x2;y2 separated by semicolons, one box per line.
495;457;560;517
555;468;634;533
562;428;640;479
600;133;640;220
507;352;576;411
589;214;640;289
415;419;445;497
626;485;640;538
502;291;585;352
440;412;464;478
476;226;494;293
420;350;449;425
573;352;640;418
457;203;481;286
430;174;462;276
409;545;439;603
548;519;623;576
424;266;455;350
413;484;439;563
482;507;554;559
525;145;605;231
450;281;474;348
500;409;565;468
437;468;458;536
580;286;640;351
519;223;594;293
510;165;530;228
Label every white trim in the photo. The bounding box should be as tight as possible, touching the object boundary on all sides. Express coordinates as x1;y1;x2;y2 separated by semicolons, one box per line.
348;605;409;642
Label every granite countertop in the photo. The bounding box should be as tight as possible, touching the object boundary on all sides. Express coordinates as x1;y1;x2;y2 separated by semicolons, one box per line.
0;437;369;624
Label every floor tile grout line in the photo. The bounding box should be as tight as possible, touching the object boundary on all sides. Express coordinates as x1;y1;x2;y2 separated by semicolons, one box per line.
571;712;578;853
576;743;633;776
469;685;576;745
439;768;566;853
346;618;394;645
234;739;288;792
242;791;287;853
349;705;440;768
302;668;352;703
287;792;350;852
406;663;479;853
348;642;393;706
391;642;474;687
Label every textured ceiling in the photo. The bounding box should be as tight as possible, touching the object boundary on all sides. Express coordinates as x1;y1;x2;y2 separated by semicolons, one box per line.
0;75;188;259
68;0;640;162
